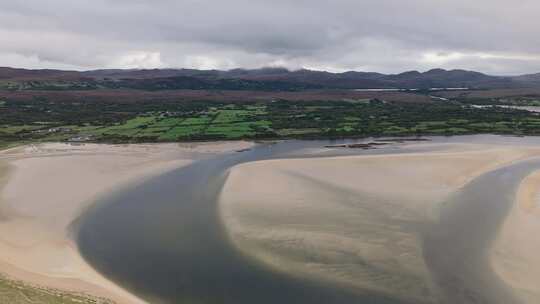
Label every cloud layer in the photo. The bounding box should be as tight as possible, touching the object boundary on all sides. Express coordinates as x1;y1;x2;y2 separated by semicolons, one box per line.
1;0;539;75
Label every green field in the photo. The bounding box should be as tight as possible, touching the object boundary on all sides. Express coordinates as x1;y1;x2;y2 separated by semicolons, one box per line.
2;99;540;146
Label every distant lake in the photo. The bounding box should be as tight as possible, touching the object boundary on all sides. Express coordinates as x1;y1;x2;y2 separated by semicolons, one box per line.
473;105;540;113
502;105;540;113
353;88;468;92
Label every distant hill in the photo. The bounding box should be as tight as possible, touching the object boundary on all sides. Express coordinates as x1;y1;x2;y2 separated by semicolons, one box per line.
511;73;540;87
0;67;81;80
0;66;536;91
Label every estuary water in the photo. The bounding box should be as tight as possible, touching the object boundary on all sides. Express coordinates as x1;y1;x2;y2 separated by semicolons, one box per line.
76;139;414;304
75;136;540;304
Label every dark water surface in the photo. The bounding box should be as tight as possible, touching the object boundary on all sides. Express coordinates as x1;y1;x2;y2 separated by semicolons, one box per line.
76;139;415;304
75;136;540;303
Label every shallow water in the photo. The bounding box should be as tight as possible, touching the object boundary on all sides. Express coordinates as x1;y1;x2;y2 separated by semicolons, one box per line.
76;139;416;304
75;136;540;303
424;157;540;304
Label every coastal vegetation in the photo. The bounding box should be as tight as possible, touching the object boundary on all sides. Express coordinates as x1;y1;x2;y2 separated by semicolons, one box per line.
1;97;540;147
0;275;113;304
0;95;540;147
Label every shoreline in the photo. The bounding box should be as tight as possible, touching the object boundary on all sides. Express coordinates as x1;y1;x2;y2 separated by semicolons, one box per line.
2;137;540;303
421;156;540;304
492;169;540;303
0;141;253;303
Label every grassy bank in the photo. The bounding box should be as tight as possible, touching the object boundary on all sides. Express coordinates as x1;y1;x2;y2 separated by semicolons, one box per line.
0;275;114;304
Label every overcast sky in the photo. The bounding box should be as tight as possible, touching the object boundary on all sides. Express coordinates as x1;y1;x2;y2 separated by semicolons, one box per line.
1;0;539;75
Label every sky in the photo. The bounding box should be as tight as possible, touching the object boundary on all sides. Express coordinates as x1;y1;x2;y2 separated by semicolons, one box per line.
1;0;539;75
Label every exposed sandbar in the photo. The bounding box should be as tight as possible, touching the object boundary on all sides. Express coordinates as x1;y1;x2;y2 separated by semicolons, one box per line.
220;143;540;303
492;169;540;303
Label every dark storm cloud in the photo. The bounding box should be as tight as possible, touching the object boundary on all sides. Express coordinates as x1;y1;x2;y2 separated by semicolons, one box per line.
0;0;539;74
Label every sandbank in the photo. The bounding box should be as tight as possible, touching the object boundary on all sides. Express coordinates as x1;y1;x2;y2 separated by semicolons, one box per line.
492;169;540;303
220;143;540;303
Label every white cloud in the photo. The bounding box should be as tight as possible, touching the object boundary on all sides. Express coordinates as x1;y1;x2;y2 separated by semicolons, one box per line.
0;52;86;70
113;51;164;69
0;0;540;74
422;52;467;64
183;55;234;70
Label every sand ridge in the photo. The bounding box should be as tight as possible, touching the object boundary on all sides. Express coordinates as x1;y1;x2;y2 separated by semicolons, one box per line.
219;143;540;303
492;169;540;303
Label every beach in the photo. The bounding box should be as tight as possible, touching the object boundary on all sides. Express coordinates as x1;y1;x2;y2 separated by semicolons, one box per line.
0;141;252;303
1;138;540;303
220;142;540;303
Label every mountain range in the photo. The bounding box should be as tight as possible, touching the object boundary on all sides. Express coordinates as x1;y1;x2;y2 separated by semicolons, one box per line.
1;66;540;91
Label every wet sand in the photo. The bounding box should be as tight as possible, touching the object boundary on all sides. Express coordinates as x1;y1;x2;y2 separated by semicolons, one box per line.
0;142;252;303
423;157;540;304
3;137;540;303
492;169;540;303
220;143;540;303
75;139;424;304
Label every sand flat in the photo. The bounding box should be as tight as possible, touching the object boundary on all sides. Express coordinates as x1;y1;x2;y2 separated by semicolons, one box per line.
3;139;540;303
492;169;540;303
220;144;540;303
0;141;253;304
